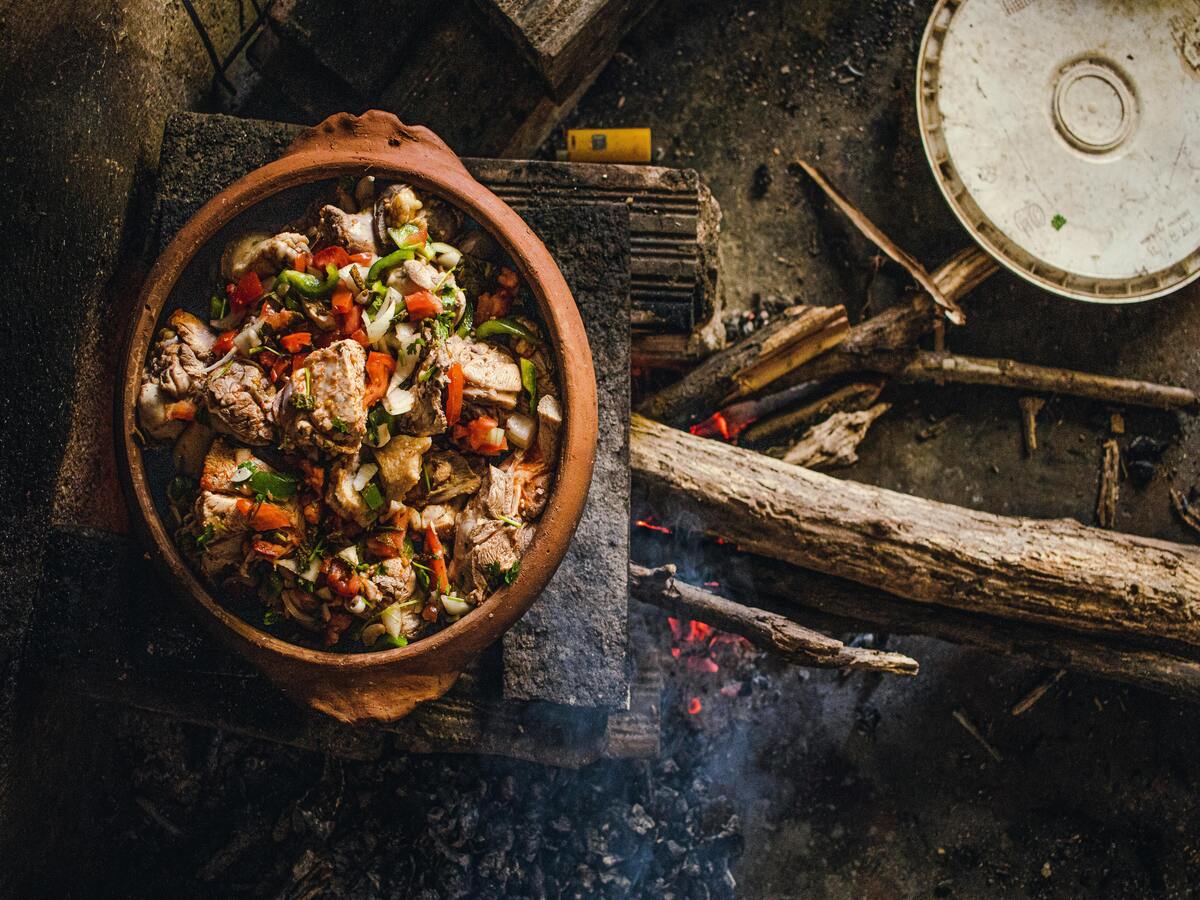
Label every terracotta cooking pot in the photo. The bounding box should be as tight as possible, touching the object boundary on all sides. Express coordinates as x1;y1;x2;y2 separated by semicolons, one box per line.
116;111;597;724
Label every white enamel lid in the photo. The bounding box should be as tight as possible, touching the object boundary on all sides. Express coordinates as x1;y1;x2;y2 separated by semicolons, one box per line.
917;0;1200;302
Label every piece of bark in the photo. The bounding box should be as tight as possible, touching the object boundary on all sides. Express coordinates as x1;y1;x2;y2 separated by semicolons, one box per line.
1170;488;1200;538
781;403;891;469
1019;396;1045;455
748;553;1200;701
721;305;850;403
742;381;885;447
629;564;918;675
1097;439;1120;528
796;160;965;325
630;414;1200;650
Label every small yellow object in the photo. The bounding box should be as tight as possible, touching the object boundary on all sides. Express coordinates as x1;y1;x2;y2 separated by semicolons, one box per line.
566;128;651;163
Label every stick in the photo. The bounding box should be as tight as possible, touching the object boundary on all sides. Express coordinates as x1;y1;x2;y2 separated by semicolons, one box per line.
1019;396;1045;455
1011;670;1065;716
630;413;1200;650
721;307;850;403
742;380;885;447
629;564;919;676
1097;439;1120;528
952;708;1002;762
781;403;890;469
796;160;965;324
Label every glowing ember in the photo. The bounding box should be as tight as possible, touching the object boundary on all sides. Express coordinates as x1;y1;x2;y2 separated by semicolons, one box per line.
688;697;703;715
635;517;672;535
689;411;732;441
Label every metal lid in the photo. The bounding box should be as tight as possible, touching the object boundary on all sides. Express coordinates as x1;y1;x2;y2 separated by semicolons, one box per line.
917;0;1200;303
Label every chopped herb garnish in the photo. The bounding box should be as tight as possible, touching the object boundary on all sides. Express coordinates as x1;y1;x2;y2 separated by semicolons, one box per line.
497;515;522;529
375;633;409;648
417;364;440;384
195;522;216;551
263;610;281;626
520;357;537;416
1051;213;1067;231
485;560;521;586
249;469;297;501
331;417;350;434
210;293;229;321
292;393;315;411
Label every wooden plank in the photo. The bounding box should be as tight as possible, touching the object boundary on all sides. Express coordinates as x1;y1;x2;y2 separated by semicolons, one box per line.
473;0;659;95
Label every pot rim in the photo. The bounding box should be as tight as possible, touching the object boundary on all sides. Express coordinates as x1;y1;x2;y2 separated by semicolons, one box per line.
117;138;597;671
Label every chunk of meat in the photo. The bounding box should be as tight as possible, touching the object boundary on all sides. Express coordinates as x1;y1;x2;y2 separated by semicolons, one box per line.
373;183;423;245
138;382;186;441
392;344;448;436
373;556;417;604
319;205;376;254
168;309;218;359
221;231;310;281
408;503;459;543
445;336;522;410
192;491;252;578
372;434;431;502
280;339;367;455
503;394;562;518
199;437;291;496
414;449;480;505
325;451;376;528
205;360;276;446
147;339;207;401
448;465;530;603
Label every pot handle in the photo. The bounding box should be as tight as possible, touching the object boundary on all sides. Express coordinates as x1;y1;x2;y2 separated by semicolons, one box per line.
282;110;472;179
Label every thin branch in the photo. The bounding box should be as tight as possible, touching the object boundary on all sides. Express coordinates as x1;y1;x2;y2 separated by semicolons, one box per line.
629;563;919;676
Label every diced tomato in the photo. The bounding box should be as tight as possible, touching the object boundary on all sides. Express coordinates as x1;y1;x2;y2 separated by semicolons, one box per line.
461;415;507;455
291;351;310;374
364;351;397;408
292;252;311;273
348;252;374;265
313;246;351;270
213;329;236;357
236;499;293;531
280;331;312;353
325;559;360;598
262;307;299;332
445;362;464;426
336;302;361;336
166;399;197;421
401;223;428;247
404;289;442;321
366;530;406;560
349;328;370;347
231;271;264;311
466;416;498;446
331;288;354;314
269;355;291;384
251;540;288;559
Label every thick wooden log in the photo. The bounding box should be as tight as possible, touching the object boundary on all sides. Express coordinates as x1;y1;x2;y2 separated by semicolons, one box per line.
747;556;1200;701
629;564;918;675
630;414;1200;651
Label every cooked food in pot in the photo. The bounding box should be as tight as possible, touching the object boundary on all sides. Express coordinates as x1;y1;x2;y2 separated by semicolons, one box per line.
139;178;560;650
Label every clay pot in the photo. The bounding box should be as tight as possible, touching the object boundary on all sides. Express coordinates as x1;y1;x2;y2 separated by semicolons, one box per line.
116;112;597;723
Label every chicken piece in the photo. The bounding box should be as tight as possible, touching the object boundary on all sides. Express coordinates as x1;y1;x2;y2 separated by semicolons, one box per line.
448;465;531;603
325;451;376;528
138;382;187;441
198;437;293;498
445;336;522;410
220;231;310;281
392;344;449;436
192;491;252;578
372;434;431;502
280;339;367;455
504;394;562;518
413;449;480;505
168;309;218;359
408;503;458;544
371;557;423;639
149;340;207;400
387;258;440;293
205;360;276;446
319;205;376;254
373;183;423;246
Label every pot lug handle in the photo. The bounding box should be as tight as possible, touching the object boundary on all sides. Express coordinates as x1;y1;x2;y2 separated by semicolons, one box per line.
283;110;471;177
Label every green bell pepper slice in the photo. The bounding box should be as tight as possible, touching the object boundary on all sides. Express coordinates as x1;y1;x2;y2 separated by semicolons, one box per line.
277;263;339;299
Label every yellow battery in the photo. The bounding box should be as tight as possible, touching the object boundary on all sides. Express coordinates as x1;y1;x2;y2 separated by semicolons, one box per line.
566;128;652;164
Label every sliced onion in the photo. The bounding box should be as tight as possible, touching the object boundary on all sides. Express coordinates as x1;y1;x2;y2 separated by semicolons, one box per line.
347;595;367;615
429;242;461;269
230;464;253;483
274;557;299;573
505;413;536;449
383;387;414;416
441;596;471;618
352;462;378;492
301;556;322;583
233;323;262;355
380;602;405;639
337;545;360;566
389;322;421;386
201;347;237;374
485;426;506;447
368;421;391;448
365;290;397;342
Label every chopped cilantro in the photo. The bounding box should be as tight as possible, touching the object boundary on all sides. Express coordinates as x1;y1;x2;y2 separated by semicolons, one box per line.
195;522;216;551
1051;213;1067;231
209;293;229;321
263;610;281;626
497;515;522;529
485;560;521;586
331;417;350;434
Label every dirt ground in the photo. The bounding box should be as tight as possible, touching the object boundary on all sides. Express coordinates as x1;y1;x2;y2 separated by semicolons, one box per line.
5;0;1200;896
